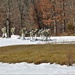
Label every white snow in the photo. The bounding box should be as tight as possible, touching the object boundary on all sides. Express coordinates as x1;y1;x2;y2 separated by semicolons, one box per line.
0;62;75;74
0;35;75;74
50;36;75;43
0;35;75;47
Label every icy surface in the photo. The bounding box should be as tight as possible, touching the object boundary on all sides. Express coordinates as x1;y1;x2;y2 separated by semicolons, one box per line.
0;35;75;74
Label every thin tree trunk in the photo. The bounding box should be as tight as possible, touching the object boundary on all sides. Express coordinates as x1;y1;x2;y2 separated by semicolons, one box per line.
54;20;57;35
52;1;57;35
32;0;42;29
17;0;24;29
73;18;75;27
6;0;11;37
62;0;66;32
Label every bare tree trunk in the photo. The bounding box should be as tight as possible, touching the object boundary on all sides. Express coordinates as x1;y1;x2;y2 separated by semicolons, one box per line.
54;20;57;35
73;18;75;27
32;0;41;29
71;0;75;27
6;0;11;37
17;0;24;29
52;1;57;35
62;0;66;32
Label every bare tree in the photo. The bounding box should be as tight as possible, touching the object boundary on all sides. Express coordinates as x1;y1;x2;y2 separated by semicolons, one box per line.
51;0;57;35
32;0;41;29
62;0;66;32
17;0;24;29
6;0;11;37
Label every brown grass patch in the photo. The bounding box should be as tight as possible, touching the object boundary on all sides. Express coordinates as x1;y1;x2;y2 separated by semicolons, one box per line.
0;44;75;65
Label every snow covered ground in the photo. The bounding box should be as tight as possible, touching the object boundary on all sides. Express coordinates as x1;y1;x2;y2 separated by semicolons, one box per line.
0;35;75;47
0;35;75;74
0;62;75;75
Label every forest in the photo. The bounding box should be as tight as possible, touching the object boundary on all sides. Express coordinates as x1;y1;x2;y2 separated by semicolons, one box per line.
0;0;75;36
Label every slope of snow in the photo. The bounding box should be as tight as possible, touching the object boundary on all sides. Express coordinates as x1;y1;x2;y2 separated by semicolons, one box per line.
0;35;75;74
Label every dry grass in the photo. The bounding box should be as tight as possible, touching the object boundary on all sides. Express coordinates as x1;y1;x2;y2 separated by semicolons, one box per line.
0;44;75;65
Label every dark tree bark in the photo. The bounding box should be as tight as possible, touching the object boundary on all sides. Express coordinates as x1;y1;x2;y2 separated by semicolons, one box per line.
32;0;41;29
6;0;11;37
17;0;24;29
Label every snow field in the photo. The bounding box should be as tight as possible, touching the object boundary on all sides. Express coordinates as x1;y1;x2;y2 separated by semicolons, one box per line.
0;35;75;74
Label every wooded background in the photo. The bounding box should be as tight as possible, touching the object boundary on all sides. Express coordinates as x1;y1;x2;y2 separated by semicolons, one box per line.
0;0;75;36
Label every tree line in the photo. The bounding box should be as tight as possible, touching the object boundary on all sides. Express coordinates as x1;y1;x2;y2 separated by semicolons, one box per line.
0;0;75;37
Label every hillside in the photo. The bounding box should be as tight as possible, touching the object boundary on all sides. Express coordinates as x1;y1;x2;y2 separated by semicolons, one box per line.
0;0;75;36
